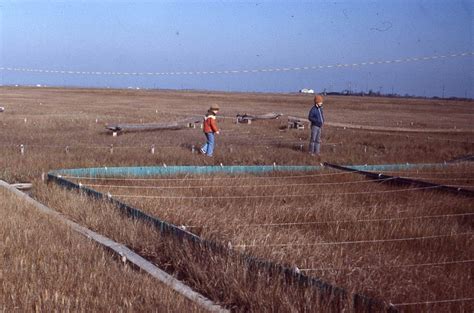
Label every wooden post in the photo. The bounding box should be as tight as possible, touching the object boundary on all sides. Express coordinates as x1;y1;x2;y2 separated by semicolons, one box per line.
191;145;195;153
110;144;114;154
151;145;155;154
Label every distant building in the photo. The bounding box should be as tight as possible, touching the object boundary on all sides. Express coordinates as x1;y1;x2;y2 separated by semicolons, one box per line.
299;88;315;94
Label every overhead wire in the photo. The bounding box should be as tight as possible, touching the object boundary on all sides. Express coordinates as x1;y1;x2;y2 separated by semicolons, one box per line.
110;185;443;199
182;212;474;229
392;297;474;307
62;170;353;181
80;177;393;190
298;258;474;272
233;232;474;248
2;52;472;76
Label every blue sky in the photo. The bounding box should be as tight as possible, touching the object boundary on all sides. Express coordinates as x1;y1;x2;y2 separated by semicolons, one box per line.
1;0;472;97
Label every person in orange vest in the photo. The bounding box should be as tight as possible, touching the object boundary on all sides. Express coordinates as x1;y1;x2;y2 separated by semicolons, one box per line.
200;105;220;157
308;94;325;156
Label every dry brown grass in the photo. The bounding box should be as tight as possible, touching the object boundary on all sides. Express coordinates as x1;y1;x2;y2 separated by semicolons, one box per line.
1;87;473;312
0;188;206;312
68;166;473;308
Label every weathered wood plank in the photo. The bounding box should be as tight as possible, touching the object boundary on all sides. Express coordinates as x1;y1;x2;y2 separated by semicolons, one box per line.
236;112;283;123
0;180;229;313
106;116;202;132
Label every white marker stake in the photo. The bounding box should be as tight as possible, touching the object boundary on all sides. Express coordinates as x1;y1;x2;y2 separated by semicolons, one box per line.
20;144;25;155
151;145;155;154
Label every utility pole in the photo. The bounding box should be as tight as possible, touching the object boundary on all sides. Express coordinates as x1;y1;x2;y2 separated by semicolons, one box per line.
442;84;445;98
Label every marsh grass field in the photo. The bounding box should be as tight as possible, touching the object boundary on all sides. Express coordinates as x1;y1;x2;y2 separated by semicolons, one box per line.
1;87;473;312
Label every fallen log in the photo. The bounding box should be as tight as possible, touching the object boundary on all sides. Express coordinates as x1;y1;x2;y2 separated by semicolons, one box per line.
286;117;474;134
106;116;202;133
236;112;283;123
287;116;309;123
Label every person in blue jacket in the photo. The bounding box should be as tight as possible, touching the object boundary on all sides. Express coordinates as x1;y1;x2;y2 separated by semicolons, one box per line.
308;94;325;156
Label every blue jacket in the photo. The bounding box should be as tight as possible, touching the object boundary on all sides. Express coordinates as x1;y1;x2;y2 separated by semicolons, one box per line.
308;105;324;127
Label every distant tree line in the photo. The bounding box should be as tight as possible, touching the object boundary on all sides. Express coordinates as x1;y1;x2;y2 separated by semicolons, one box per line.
320;89;473;101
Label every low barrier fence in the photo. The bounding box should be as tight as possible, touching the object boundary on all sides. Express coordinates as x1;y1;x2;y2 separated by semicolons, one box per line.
48;163;462;312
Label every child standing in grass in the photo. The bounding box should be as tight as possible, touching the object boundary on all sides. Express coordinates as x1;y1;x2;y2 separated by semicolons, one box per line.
308;94;325;157
200;105;220;157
